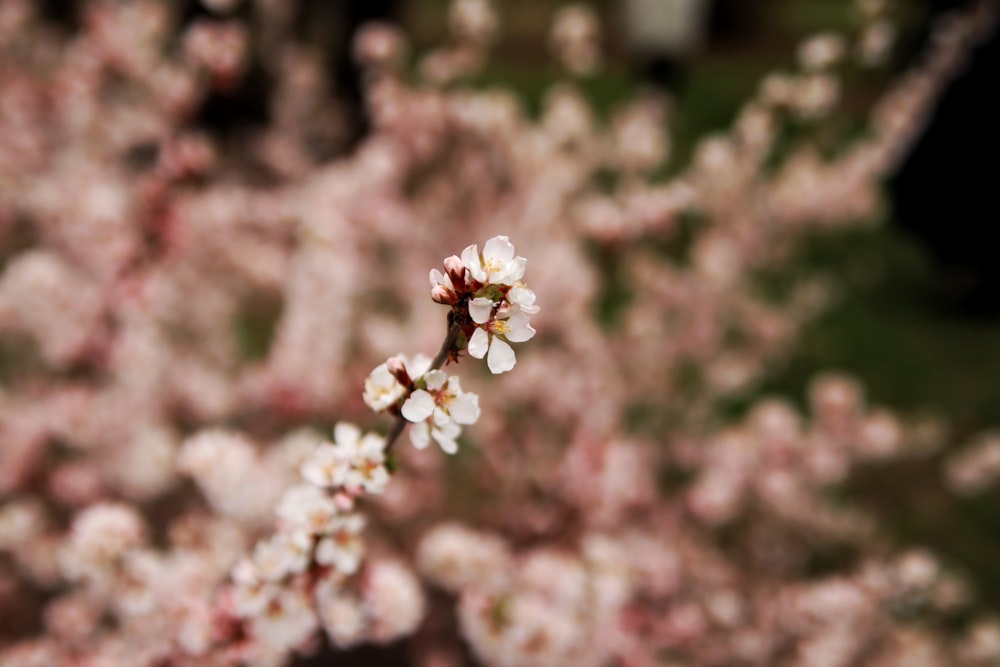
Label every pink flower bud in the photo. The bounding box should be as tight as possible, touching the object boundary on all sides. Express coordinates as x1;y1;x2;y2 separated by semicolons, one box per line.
431;285;457;305
442;255;468;291
386;356;411;387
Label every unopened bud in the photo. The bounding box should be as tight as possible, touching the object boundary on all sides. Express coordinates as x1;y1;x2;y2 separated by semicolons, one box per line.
443;255;468;291
386;357;411;387
431;285;458;305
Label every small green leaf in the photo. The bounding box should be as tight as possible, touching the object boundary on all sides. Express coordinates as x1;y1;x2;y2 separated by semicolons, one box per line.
476;284;504;302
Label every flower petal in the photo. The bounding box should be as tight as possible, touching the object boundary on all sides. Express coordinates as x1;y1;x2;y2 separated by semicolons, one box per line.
409;422;430;450
424;369;448;391
484;236;515;262
433;407;451;426
334;422;361;448
432;429;459;455
496;256;526;285
363;363;404;411
468;327;489;359
504;311;536;343
429;268;453;290
449;392;480;425
438;420;461;438
401;390;435;422
508;285;537;310
405;354;432;378
469;297;494;324
358;433;386;458
486;337;516;374
461;244;486;283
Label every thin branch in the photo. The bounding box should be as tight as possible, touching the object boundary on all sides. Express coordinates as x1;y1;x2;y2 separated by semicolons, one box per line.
429;321;461;370
383;417;408;456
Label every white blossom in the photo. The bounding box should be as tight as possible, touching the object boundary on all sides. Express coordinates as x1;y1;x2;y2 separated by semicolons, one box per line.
301;443;352;490
60;503;146;582
252;529;313;581
417;523;513;593
363;362;406;412
249;588;319;655
231;558;279;617
276;484;338;535
317;591;367;649
301;423;389;494
461;236;526;286
507;284;540;314
363;354;431;412
401;370;480;453
342;433;391;494
363;559;427;643
467;300;536;374
315;514;366;575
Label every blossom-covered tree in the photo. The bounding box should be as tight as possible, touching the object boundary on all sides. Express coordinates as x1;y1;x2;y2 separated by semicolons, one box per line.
1;0;999;665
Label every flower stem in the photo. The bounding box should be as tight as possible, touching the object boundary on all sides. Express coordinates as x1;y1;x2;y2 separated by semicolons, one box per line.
384;322;462;453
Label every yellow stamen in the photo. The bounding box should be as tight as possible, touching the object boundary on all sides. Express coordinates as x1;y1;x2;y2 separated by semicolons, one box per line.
484;258;503;274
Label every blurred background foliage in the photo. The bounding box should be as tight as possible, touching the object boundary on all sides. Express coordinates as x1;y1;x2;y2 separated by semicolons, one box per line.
397;0;1000;427
398;0;1000;601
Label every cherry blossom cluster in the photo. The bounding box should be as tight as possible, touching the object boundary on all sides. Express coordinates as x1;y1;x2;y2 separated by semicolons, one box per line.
684;373;943;531
364;353;480;454
226;232;542;658
430;235;539;374
361;235;536;456
222;422;416;660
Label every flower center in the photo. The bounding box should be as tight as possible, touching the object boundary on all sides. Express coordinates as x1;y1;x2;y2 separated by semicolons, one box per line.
484;258;504;275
